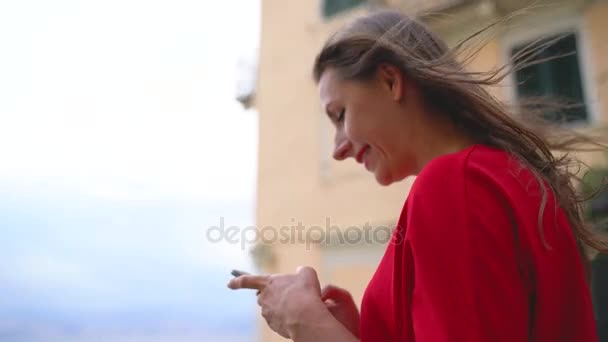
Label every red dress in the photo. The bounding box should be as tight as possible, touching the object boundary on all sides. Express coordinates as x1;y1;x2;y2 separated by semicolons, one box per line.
360;144;597;341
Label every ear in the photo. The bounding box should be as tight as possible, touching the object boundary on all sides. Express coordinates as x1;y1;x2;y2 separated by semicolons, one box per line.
377;64;405;102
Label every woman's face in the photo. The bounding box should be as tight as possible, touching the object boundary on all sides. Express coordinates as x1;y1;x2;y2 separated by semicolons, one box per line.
318;67;424;185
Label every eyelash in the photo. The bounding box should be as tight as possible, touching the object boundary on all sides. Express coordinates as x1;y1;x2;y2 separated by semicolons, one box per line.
336;109;345;123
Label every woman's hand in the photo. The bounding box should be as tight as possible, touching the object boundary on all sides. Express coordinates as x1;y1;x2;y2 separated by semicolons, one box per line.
227;266;328;339
321;285;360;338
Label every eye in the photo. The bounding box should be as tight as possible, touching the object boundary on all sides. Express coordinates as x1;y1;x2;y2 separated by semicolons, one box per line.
336;109;345;123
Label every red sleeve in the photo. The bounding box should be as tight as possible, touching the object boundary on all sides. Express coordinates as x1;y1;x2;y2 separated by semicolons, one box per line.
405;152;530;342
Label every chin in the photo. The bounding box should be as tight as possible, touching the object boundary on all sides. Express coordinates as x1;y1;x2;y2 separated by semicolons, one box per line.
374;171;394;186
374;167;410;186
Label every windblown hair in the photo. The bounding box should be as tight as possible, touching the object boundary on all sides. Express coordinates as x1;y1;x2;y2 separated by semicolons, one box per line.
313;10;608;265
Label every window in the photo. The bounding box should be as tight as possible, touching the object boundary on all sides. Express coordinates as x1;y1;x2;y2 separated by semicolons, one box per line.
511;33;588;123
322;0;365;18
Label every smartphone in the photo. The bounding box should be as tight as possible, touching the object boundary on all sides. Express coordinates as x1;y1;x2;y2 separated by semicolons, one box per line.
231;269;249;277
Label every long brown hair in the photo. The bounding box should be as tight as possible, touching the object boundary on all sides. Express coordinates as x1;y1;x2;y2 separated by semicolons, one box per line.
312;10;608;264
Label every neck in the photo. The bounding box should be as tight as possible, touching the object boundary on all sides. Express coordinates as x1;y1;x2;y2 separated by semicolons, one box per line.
413;119;474;174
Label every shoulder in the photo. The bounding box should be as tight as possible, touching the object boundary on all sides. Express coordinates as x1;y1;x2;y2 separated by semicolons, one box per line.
409;145;470;197
406;144;526;231
406;144;527;247
411;144;514;197
411;144;524;195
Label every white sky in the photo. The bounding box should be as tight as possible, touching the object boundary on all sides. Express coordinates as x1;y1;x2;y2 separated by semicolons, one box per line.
0;1;261;330
0;0;259;203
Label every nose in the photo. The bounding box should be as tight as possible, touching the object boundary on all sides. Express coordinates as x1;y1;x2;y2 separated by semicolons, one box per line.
333;130;353;161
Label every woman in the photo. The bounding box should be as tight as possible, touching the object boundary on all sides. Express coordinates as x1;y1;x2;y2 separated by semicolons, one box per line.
228;10;606;341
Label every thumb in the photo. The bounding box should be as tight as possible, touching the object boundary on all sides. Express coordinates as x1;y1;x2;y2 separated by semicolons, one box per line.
295;266;321;293
296;265;316;276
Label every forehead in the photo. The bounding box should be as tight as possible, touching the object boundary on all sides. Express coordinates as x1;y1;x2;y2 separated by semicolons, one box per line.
318;69;342;108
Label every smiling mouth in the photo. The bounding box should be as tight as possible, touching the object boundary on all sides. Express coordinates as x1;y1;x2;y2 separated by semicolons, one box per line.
356;145;370;164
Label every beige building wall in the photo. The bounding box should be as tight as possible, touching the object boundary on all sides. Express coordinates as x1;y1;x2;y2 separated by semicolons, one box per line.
254;1;608;341
584;1;608;122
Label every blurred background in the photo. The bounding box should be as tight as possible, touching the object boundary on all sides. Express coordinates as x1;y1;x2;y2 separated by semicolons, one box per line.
1;0;607;341
0;0;259;341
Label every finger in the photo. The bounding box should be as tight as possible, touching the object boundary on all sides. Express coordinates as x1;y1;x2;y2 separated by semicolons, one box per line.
296;265;316;276
323;298;337;307
227;274;269;290
296;266;322;294
321;284;338;296
321;284;352;302
296;266;320;283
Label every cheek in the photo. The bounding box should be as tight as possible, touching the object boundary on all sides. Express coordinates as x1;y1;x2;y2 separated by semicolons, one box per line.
373;147;416;182
343;111;371;142
347;117;387;148
364;107;404;149
344;96;386;141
